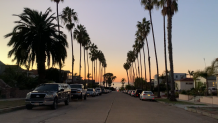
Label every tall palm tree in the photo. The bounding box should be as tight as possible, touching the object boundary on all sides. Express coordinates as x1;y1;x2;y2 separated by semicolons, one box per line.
51;0;64;82
136;18;152;90
123;62;130;85
5;8;68;84
156;0;169;97
73;24;87;79
141;0;160;97
86;41;91;83
60;7;78;83
162;0;178;101
89;43;98;82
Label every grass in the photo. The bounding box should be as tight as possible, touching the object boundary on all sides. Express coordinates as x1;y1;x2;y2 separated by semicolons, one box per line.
155;98;206;105
0;100;25;109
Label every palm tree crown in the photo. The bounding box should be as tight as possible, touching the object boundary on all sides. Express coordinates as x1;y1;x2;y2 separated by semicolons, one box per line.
5;8;68;83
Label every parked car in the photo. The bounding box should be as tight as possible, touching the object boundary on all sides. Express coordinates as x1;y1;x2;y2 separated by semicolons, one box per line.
70;84;87;100
208;87;217;94
128;90;133;95
134;89;143;97
87;88;97;97
131;90;135;96
139;91;154;101
25;83;71;110
95;88;102;95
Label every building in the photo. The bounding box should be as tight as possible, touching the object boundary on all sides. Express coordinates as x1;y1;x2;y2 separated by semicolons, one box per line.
196;76;217;88
154;73;187;87
175;78;194;90
0;61;24;75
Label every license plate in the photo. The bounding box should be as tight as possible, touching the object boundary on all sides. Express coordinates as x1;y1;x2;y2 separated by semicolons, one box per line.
33;103;39;105
148;94;150;96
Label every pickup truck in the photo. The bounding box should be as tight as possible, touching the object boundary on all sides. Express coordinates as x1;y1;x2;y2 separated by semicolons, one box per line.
70;84;87;100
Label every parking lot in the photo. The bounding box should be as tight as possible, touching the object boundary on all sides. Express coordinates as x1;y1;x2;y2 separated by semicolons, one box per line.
0;92;217;123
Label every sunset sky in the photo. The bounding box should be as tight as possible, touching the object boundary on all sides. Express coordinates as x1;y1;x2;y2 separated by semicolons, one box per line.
1;0;218;84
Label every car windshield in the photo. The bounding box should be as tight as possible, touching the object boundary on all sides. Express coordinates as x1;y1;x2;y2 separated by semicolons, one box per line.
34;84;58;91
144;92;153;94
70;85;82;88
87;89;93;91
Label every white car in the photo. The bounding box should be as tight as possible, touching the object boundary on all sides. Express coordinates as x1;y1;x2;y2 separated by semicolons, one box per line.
139;91;154;101
131;90;135;96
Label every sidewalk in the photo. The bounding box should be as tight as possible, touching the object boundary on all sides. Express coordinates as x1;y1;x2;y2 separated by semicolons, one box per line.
0;98;25;101
156;97;218;120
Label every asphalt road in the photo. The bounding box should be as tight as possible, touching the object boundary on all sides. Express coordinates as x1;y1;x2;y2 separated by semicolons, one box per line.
0;92;217;123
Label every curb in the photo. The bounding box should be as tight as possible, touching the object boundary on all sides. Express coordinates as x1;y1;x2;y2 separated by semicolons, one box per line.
186;107;218;120
0;105;26;114
156;101;218;120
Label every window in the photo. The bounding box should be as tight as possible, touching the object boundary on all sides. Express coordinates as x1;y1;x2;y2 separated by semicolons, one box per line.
176;75;178;78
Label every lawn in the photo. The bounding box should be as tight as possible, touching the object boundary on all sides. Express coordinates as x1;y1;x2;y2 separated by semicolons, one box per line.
155;98;206;105
0;100;25;109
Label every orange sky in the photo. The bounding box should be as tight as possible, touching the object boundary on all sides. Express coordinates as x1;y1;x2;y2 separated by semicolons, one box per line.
1;0;218;84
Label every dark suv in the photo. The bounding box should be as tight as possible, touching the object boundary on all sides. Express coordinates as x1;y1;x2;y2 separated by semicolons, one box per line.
134;89;143;97
25;83;71;110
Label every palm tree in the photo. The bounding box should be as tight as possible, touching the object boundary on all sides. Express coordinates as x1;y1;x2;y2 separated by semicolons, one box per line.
136;18;152;90
121;78;126;88
86;41;91;83
156;0;169;97
82;33;90;83
60;7;78;83
74;24;87;79
89;43;98;81
188;70;194;78
5;8;68;84
162;0;178;101
141;0;160;97
123;62;130;85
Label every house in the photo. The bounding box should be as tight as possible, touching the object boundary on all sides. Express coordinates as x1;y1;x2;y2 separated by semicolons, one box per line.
154;73;187;87
196;76;217;88
0;61;24;75
175;78;194;90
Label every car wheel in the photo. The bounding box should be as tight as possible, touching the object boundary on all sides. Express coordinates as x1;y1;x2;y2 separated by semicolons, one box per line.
26;104;33;110
65;97;69;105
52;98;58;110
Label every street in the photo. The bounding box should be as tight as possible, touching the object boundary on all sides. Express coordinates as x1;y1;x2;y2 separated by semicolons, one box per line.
0;92;217;123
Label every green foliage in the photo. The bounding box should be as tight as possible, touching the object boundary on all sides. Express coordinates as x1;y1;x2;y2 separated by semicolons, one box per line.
154;83;167;92
134;77;147;89
125;84;135;90
0;67;38;90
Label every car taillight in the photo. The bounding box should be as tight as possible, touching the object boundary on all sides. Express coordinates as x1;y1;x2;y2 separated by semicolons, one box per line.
136;94;138;96
143;94;147;95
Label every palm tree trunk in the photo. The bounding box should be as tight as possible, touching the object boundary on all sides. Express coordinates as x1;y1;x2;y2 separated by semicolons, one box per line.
137;56;140;79
56;2;61;83
163;15;169;99
126;70;129;85
139;50;143;89
149;10;160;97
84;47;86;84
167;0;176;101
94;60;96;82
37;57;46;84
79;44;81;78
134;62;137;78
96;60;98;83
92;61;93;81
145;37;152;91
132;62;136;83
87;50;89;83
70;31;74;83
142;46;147;90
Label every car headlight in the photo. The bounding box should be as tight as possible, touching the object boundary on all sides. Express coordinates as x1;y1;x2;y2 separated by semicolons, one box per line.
26;93;31;99
45;94;54;98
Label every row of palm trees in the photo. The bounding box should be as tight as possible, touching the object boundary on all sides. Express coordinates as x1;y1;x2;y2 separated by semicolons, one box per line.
123;0;178;101
53;1;108;84
5;0;107;85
